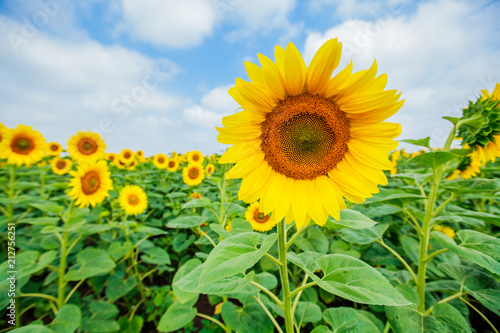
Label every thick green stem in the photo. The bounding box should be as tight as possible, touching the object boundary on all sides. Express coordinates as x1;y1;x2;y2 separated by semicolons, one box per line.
57;230;69;309
278;220;294;333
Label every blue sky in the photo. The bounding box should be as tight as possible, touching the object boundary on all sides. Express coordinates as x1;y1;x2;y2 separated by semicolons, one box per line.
1;0;499;156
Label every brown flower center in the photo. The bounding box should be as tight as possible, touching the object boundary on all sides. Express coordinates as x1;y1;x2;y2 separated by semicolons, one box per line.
124;152;131;159
168;161;176;168
11;136;35;155
50;144;59;151
77;138;98;155
128;194;139;206
253;210;270;223
188;167;199;179
56;160;66;169
192;154;199;161
109;155;115;161
81;170;100;195
158;157;165;163
260;93;350;180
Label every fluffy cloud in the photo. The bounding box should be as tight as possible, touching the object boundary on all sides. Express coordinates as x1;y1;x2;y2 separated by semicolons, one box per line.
304;0;500;148
117;0;218;48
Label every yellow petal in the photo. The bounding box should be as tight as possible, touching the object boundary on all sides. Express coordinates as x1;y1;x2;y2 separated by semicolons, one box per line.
315;176;341;221
274;45;286;76
261;172;287;215
235;78;275;110
350;122;402;139
307;181;329;226
292;180;309;229
273;177;293;223
348;139;397;170
221;110;266;128
324;60;353;98
225;152;265;179
258;53;286;101
244;61;266;86
336;60;378;100
348;97;404;124
219;139;261;164
216;125;261;145
307;38;342;95
338;90;400;113
238;162;272;200
284;42;306;96
344;153;388;185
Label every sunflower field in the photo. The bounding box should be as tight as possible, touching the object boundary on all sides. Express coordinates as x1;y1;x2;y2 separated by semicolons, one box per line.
1;39;500;333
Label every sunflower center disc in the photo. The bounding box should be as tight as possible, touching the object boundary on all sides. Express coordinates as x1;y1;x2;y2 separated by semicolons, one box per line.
81;171;100;195
56;161;66;169
51;145;58;151
189;168;199;179
168;161;175;168
78;139;98;155
12;136;35;154
158;157;164;163
128;194;139;206
124;152;131;159
254;210;270;223
260;93;350;180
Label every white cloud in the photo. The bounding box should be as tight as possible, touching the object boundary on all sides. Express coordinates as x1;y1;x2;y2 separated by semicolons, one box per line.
117;0;218;48
200;85;239;112
303;0;500;149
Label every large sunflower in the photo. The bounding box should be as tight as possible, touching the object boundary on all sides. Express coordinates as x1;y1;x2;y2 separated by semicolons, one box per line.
68;160;113;208
67;131;106;163
216;39;403;229
0;124;48;166
50;157;73;175
182;164;205;186
245;202;277;232
119;185;148;216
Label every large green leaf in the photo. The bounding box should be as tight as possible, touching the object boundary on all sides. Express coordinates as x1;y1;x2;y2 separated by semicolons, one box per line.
340;224;389;245
166;215;206;228
324;209;377;230
295;228;329;253
199;232;277;286
29;202;64;214
105;269;137;302
409;151;459;169
454;210;500;227
81;301;120;333
157;301;197;333
294;302;322;325
9;326;54;333
323;307;381;333
221;300;273;333
365;189;425;207
65;248;116;281
442;179;500;194
141;247;171;265
433;230;500;276
290;254;411;306
181;198;216;209
172;259;202;304
386;303;471;333
50;304;81;333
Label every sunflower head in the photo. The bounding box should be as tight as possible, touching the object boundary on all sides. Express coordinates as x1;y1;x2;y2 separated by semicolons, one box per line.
68;160;113;208
153;153;168;169
0;125;48;166
205;163;215;175
189;192;203;199
50;157;72;175
187;150;204;165
0;122;7;143
67;131;106;163
119;185;148;216
182;164;205;186
216;39;403;228
458;83;500;149
433;225;456;238
107;153;118;163
119;149;135;163
245;202;277;232
47;142;63;156
166;158;179;172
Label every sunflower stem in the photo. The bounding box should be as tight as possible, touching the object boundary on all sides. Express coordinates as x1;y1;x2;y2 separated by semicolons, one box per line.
278;220;294;333
57;201;74;309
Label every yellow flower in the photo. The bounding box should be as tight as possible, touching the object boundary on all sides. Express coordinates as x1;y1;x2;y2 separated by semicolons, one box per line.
205;163;215;176
0;125;48;166
50;157;72;175
216;39;403;229
127;159;138;170
182;164;205;186
214;302;223;315
136;150;146;162
119;185;148;216
225;220;232;232
47;142;63;156
67;131;106;163
445;169;461;181
107;153;118;163
401;148;410;159
189;192;203;199
119;148;135;164
460;155;482;179
68;160;113;208
0;122;7;143
166;158;179;172
187;150;204;165
153;153;168;169
245;202;277;232
434;225;456;238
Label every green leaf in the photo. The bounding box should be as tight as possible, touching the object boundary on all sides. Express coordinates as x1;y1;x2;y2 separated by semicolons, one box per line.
9;326;54;333
132;224;167;235
141;247;171;265
340;224;389;245
442;179;500;194
365;189;425;207
324;209;377;230
118;316;143;333
28;202;64;214
107;241;132;261
454;210;500;227
157;301;197;333
433;230;500;276
311;326;332;333
199;232;277;286
65;248;116;281
386;303;471;333
295;302;322;324
323;307;381;333
72;223;113;236
172;259;202;304
106;270;137;302
409;151;458;169
291;254;411;306
182;198;216;209
295;228;329;253
449;148;472;156
20;217;59;226
401;137;431;148
443;116;460;125
50;304;81;333
172;233;196;252
221;301;274;333
167;215;205;228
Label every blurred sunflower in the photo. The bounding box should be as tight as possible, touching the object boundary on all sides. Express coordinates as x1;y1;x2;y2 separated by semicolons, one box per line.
189;192;203;199
166;158;179;172
389;150;400;176
119;149;135;164
68;131;106;163
107;153;118;163
216;39;404;228
136;150;146;162
433;225;456;238
0;125;48;166
205;163;215;176
0;122;7;143
153;153;168;169
187;150;204;165
47;142;63;156
127;159;138;170
68;160;113;208
119;185;148;216
245;202;277;232
182;164;205;186
50;157;72;175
